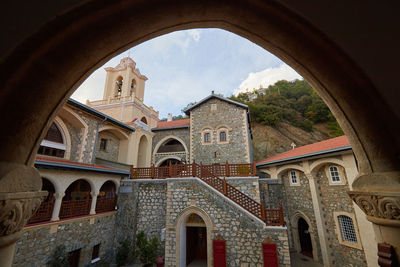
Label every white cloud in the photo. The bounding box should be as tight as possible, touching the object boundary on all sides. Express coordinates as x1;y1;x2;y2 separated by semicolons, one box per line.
234;64;302;95
188;29;201;42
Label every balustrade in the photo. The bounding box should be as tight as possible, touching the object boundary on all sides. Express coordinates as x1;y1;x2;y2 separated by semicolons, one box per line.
95;197;118;213
130;162;283;226
27;201;55;224
59;199;91;219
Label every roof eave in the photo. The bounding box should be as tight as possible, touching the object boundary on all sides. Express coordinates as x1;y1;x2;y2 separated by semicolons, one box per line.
256;146;352;167
35;160;130;176
152;125;190;131
67;99;135;132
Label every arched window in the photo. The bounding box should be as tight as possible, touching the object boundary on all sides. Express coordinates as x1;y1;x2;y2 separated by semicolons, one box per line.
337;215;357;243
115;76;123;97
329;165;341;183
219;131;226;142
290;170;298;185
204;132;211;143
130;79;136;96
201;128;213;145
37;122;66;158
216;127;229;143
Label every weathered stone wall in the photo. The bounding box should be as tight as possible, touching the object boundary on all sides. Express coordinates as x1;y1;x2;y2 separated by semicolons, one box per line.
116;180;167;255
13;213;117;267
164;179;290;266
96;131;120;162
190;98;250;164
315;164;367;266
279;171;323;262
226;177;260;202
65;120;83;162
152;127;190;165
136;181;167;252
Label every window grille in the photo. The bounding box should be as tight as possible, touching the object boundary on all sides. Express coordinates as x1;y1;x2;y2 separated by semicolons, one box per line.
204;132;211;143
338;215;357;243
219;131;227;142
290;170;298;184
329;166;341;182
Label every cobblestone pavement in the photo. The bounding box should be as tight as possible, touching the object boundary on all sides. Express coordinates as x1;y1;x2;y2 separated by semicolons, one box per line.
290;253;323;267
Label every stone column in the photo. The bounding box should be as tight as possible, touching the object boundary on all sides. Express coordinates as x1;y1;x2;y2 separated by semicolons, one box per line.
0;163;47;267
90;192;98;215
348;171;400;264
51;192;65;221
306;173;330;266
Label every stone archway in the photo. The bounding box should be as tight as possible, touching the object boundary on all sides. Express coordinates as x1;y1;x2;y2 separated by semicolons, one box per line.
290;211;320;263
1;1;400;266
174;206;215;267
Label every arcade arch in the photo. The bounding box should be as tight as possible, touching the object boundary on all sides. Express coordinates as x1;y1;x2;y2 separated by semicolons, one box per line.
0;1;399;265
175;207;215;267
137;134;150;167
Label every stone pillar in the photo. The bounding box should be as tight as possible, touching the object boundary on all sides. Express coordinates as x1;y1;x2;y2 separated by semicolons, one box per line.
0;163;47;267
348;171;400;264
51;192;65;221
306;173;330;266
90;192;98;215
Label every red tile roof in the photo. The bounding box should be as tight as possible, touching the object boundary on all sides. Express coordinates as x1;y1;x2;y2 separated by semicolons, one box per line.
155;119;190;129
256;136;351;165
35;156;115;170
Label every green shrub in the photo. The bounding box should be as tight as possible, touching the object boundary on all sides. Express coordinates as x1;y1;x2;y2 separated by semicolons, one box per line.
135;231;160;266
116;240;131;266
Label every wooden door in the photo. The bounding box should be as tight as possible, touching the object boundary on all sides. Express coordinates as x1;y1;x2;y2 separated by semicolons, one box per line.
68;248;81;267
262;243;278;267
213;239;226;267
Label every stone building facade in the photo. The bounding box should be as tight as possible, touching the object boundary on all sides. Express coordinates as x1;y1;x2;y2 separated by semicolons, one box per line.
257;136;377;267
151;93;253;166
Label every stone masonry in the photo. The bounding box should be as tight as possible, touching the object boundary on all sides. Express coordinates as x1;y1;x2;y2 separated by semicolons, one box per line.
164;178;290;266
13;213;117;267
96;131;121;162
190;98;250;164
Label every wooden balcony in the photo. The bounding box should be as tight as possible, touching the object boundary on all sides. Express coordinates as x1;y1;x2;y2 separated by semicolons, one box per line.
130;162;257;179
27;201;54;224
59;199;91;219
95;196;118;213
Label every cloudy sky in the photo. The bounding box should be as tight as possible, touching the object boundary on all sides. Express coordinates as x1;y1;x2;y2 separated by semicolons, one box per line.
72;29;302;119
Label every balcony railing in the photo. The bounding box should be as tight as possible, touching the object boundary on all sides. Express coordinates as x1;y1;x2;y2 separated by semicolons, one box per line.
95;196;118;213
27;200;54;224
59;199;91;219
130;162;257;179
131;162;284;226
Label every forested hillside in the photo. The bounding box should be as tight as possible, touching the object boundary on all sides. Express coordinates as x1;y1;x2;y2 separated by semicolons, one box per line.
229;79;344;161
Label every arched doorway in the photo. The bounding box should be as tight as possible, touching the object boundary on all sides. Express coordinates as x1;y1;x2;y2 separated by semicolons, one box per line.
28;178;56;224
298;218;313;258
137;135;149;167
185;214;207;266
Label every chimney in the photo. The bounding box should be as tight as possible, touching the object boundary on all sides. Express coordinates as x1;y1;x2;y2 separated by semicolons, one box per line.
167;113;173;122
211;90;215;95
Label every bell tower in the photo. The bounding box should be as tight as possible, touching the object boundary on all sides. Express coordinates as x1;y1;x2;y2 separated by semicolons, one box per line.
102;57;147;102
87;57;159;129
